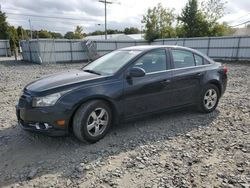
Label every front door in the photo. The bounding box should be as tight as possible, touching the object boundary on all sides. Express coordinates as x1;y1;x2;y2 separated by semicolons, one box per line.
122;49;173;118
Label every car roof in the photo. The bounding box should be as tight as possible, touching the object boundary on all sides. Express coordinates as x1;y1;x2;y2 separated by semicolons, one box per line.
119;45;212;61
120;45;191;51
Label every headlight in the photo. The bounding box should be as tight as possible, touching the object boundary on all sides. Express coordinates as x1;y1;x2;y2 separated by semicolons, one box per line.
32;91;70;107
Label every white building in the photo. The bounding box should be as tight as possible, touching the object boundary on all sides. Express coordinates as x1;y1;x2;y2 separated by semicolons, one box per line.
85;33;145;41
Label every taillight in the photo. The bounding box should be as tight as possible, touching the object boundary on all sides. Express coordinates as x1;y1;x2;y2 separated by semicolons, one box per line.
223;66;228;74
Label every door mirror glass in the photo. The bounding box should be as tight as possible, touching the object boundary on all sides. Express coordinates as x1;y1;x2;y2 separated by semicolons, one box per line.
128;67;146;78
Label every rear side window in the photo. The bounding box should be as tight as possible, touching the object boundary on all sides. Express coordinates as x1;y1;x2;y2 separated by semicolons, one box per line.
194;54;204;66
171;50;195;68
133;49;167;73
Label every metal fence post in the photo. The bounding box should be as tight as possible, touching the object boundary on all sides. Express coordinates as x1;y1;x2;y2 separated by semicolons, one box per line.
115;41;118;49
183;38;186;47
5;40;8;57
207;37;211;56
29;40;32;62
70;40;73;62
236;36;241;61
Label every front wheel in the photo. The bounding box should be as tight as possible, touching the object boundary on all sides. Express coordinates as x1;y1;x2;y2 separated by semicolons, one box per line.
73;100;112;143
198;84;220;113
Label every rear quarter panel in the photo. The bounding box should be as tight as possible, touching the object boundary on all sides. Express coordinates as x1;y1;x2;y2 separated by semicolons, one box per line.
201;63;227;96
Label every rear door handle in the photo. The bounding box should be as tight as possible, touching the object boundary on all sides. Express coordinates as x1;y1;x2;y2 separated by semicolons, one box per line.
160;79;171;84
195;72;203;76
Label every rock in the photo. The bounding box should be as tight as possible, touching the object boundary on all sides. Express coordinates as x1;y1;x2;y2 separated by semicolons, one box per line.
27;168;38;180
241;148;247;153
66;179;72;186
237;168;244;172
217;172;225;179
84;165;91;170
126;163;134;168
217;127;224;131
138;164;145;169
76;166;84;172
200;172;207;177
241;183;250;188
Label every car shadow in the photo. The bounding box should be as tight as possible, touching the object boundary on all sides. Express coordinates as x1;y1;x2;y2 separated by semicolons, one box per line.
0;108;219;187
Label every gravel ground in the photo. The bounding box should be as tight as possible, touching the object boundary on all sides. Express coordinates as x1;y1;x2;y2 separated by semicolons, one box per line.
0;59;249;188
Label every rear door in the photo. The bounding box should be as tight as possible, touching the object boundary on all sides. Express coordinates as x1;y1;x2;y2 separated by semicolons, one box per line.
122;49;173;118
170;49;206;106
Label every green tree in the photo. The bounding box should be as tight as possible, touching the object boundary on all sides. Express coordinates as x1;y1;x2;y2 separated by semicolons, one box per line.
201;0;226;25
8;26;19;51
201;0;232;36
209;22;234;36
0;11;9;39
142;3;176;42
88;30;105;36
178;0;209;37
74;26;85;39
124;27;140;34
107;29;123;34
64;31;75;39
65;26;86;39
175;24;186;38
38;30;52;38
17;26;29;40
50;32;63;39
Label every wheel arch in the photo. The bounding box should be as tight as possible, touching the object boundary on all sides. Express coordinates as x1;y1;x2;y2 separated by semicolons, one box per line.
206;80;222;97
68;96;119;132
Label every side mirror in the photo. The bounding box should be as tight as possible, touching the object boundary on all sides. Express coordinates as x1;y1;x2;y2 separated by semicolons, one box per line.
128;67;146;78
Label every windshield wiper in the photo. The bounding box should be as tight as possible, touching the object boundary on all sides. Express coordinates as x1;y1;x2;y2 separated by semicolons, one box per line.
83;69;101;75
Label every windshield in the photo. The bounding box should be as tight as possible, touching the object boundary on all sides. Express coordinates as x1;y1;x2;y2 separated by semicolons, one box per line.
83;50;141;75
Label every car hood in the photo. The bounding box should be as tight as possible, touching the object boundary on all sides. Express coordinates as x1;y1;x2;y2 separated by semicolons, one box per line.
25;69;103;93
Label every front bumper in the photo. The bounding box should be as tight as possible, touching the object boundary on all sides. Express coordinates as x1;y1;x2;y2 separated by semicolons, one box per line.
16;92;71;136
18;120;68;136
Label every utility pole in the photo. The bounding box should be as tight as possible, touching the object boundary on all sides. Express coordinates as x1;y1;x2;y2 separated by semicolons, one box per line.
99;0;114;40
21;28;24;40
29;19;33;39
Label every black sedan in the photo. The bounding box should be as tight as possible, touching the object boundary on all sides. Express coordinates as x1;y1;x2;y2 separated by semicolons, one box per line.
16;46;227;143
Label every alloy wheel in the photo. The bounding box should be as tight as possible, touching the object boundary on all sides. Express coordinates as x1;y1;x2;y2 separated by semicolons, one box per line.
203;89;218;110
86;108;109;137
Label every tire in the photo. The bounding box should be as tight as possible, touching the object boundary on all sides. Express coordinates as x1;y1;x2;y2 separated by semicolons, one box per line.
73;100;112;143
197;84;220;113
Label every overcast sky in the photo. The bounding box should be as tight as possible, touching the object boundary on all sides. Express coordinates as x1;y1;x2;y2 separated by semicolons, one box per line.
1;0;250;34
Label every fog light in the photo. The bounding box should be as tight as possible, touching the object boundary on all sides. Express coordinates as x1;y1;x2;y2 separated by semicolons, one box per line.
56;120;65;126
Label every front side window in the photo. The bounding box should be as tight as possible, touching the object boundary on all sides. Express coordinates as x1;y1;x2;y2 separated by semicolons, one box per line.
83;50;141;75
133;49;167;73
172;50;195;68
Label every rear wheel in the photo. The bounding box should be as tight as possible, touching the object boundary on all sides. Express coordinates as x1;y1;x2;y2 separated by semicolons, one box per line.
73;100;112;143
198;84;219;113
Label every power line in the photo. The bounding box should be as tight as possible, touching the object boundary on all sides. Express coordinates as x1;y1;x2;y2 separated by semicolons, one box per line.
3;7;101;18
227;12;250;26
7;17;88;25
5;12;95;21
231;20;250;27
